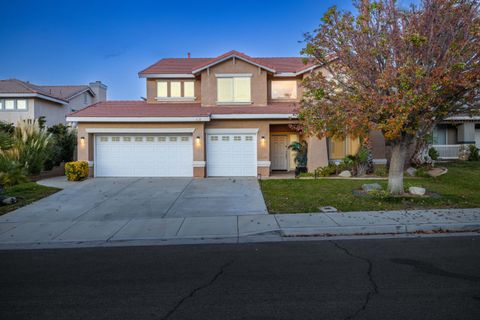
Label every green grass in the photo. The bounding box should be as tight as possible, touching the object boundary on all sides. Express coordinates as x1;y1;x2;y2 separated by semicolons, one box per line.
0;182;60;216
260;162;480;213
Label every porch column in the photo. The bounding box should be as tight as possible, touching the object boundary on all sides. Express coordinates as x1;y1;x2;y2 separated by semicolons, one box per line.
306;136;329;172
457;123;476;144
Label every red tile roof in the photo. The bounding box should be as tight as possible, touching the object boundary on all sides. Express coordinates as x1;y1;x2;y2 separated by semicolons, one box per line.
68;101;297;118
138;50;316;76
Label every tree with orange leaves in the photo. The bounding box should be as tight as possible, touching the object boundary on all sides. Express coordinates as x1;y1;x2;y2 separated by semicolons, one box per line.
299;0;480;194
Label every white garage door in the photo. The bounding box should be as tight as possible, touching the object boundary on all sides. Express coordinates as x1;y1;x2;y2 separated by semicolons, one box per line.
206;132;257;177
95;134;193;177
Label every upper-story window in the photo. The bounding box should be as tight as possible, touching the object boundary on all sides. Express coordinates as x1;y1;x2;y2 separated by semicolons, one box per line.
0;99;27;111
216;74;251;104
156;81;195;100
271;80;297;99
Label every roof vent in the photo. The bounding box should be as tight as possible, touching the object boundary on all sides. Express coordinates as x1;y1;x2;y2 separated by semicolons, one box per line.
187;52;191;59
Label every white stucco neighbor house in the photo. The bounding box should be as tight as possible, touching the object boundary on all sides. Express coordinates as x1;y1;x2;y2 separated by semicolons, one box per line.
0;79;107;127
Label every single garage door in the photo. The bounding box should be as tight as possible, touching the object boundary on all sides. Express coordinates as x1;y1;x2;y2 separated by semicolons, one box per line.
206;132;257;176
95;134;193;177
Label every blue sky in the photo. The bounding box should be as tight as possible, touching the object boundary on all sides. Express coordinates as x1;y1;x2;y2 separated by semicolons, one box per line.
0;0;414;100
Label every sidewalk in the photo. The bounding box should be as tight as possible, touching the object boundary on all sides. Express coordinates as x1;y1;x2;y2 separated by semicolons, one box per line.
0;208;478;249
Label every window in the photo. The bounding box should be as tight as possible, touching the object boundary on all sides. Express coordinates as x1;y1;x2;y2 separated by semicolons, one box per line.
169;137;177;142
170;82;181;97
146;137;155;142
217;76;251;103
157;81;168;97
184;81;194;98
0;100;2;110
222;136;230;141
233;136;241;141
100;136;108;142
181;136;189;142
158;136;166;142
272;81;297;99
134;137;143;142
245;136;253;141
329;137;360;160
112;137;120;142
5;100;14;110
16;100;27;110
210;136;218;141
123;137;131;142
433;125;447;145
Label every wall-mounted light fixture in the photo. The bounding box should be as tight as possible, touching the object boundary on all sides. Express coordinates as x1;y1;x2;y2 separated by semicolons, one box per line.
196;136;201;144
80;137;85;145
261;136;265;142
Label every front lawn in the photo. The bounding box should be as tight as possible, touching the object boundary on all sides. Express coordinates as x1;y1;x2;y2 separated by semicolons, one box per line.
0;182;60;216
260;162;480;213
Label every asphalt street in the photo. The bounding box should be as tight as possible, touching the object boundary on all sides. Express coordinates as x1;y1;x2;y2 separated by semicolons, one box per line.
1;236;479;320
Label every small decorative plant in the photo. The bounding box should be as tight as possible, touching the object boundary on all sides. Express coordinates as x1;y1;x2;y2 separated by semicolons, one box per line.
428;147;439;161
65;161;89;181
288;140;308;175
468;144;479;161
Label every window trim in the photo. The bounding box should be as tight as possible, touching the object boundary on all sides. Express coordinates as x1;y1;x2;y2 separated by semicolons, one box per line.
271;80;298;100
0;99;28;112
215;74;252;104
156;80;196;101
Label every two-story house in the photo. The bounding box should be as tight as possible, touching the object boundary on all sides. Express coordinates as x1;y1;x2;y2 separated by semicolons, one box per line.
67;50;386;178
0;79;107;127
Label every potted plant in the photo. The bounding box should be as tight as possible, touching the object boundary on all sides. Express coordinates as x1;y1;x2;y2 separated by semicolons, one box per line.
288;141;308;176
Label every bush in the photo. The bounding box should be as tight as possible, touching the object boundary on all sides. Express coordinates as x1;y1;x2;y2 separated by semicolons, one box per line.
45;124;77;170
0;157;27;187
415;166;430;178
65;161;89;181
11;120;52;175
373;164;388;177
315;164;337;177
468;144;479;161
428;147;439;161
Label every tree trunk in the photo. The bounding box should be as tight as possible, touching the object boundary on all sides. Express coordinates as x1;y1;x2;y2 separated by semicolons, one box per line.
387;140;409;195
410;139;432;167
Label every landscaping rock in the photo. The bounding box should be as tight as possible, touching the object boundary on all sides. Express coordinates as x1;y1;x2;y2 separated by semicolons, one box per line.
338;170;352;177
362;183;382;192
427;167;448;177
409;187;426;196
2;197;17;205
406;167;417;177
319;206;338;213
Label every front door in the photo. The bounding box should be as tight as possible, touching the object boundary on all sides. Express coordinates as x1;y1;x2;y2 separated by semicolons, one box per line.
271;135;288;170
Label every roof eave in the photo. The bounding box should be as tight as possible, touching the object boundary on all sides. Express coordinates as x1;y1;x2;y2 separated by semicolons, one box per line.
192;54;276;74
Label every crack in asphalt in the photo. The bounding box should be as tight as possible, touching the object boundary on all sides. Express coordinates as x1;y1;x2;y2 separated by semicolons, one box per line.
160;260;234;320
331;241;379;320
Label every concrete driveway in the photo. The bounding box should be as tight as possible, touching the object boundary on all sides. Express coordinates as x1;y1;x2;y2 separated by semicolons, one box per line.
0;178;267;224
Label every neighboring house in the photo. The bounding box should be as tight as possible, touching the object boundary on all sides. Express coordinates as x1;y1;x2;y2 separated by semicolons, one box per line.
67;50;386;178
0;79;107;127
432;117;480;159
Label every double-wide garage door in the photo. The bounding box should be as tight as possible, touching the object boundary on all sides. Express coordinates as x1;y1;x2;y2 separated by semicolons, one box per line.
206;133;257;177
95;134;193;177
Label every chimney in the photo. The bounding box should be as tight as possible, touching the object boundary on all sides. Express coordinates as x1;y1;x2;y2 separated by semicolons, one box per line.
187;52;191;59
89;81;108;103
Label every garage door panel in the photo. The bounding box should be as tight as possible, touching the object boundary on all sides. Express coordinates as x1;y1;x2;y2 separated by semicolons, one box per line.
95;135;193;177
206;133;257;177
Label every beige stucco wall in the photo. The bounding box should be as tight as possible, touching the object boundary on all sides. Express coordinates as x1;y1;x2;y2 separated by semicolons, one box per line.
200;58;268;106
0;98;35;125
306;136;329;171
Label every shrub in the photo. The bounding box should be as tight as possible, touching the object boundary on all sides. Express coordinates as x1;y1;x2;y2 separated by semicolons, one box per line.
45;124;77;170
65;161;89;181
428;147;439;161
315;164;337;177
468;144;479;161
368;189;392;200
11;120;52;175
373;164;388;177
0;156;27;187
288;141;308;168
415;166;430;178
